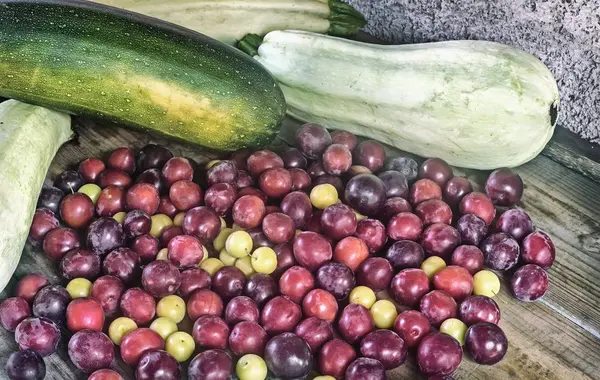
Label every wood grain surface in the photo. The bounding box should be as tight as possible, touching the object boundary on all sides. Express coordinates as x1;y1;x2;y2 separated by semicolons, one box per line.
0;115;599;380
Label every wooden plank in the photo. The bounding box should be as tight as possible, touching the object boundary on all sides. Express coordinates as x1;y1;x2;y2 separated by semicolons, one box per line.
546;126;600;165
1;117;599;380
543;127;600;183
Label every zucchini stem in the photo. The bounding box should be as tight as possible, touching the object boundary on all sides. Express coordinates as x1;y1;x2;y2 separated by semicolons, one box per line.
327;0;367;36
238;34;264;57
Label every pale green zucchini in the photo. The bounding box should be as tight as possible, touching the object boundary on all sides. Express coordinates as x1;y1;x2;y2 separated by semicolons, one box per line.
239;31;561;169
0;100;72;292
91;0;366;45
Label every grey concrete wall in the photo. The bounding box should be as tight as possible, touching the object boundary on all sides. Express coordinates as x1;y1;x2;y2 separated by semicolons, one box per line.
348;0;599;143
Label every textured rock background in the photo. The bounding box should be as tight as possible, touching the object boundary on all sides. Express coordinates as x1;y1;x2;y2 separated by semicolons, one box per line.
348;0;599;143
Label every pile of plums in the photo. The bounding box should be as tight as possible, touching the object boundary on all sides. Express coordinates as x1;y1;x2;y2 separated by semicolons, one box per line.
0;123;554;380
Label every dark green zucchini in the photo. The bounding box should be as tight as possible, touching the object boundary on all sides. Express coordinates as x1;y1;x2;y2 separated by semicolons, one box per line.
0;0;286;150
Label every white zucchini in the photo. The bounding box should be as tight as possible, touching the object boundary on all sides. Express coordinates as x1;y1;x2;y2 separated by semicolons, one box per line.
90;0;365;45
0;100;72;292
240;31;560;169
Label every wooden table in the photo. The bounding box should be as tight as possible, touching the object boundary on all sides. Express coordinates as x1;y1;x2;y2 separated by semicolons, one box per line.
0;116;599;380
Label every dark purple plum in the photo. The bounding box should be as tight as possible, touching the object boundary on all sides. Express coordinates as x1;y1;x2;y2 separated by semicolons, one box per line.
356;257;393;292
272;243;296;279
28;208;59;246
86;217;125;255
212;266;246;300
0;297;31;332
191;316;229;350
178;268;211;298
135;350;180;380
295;124;332;160
225;296;260;325
136;169;166;194
230;148;252;171
316;262;355;301
344;174;387;216
511;264;549;301
53;170;84;194
248;226;275;248
485;168;523;206
281;147;308;169
459;295;501;325
355;140;386;172
443;176;473;207
338;304;375;344
207;160;238;186
355;218;387;254
419;158;453;187
183;206;222;242
289;168;311;191
321;203;357;240
495;209;534;241
32;285;70;324
382;197;413;221
228;321;268;357
521;231;555;269
331;130;358;151
384;157;418;184
136;144;173;171
420;290;457;327
295;317;334;353
345;358;386;380
420;223;461;260
91;275;125;316
14;317;60;357
204;183;237;216
236;170;254;189
244;273;278;307
360;329;408;369
280;191;313;229
378;170;409;198
386;240;425;270
456;214;488;246
5;349;46;380
59;248;101;280
264;333;312;379
188;349;232;380
308;161;327;179
450;245;485;275
465;323;508;365
102;247;142;285
68;330;115;373
480;232;520;271
123;210;151;238
417;332;462;376
37;187;64;214
142;260;181;298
